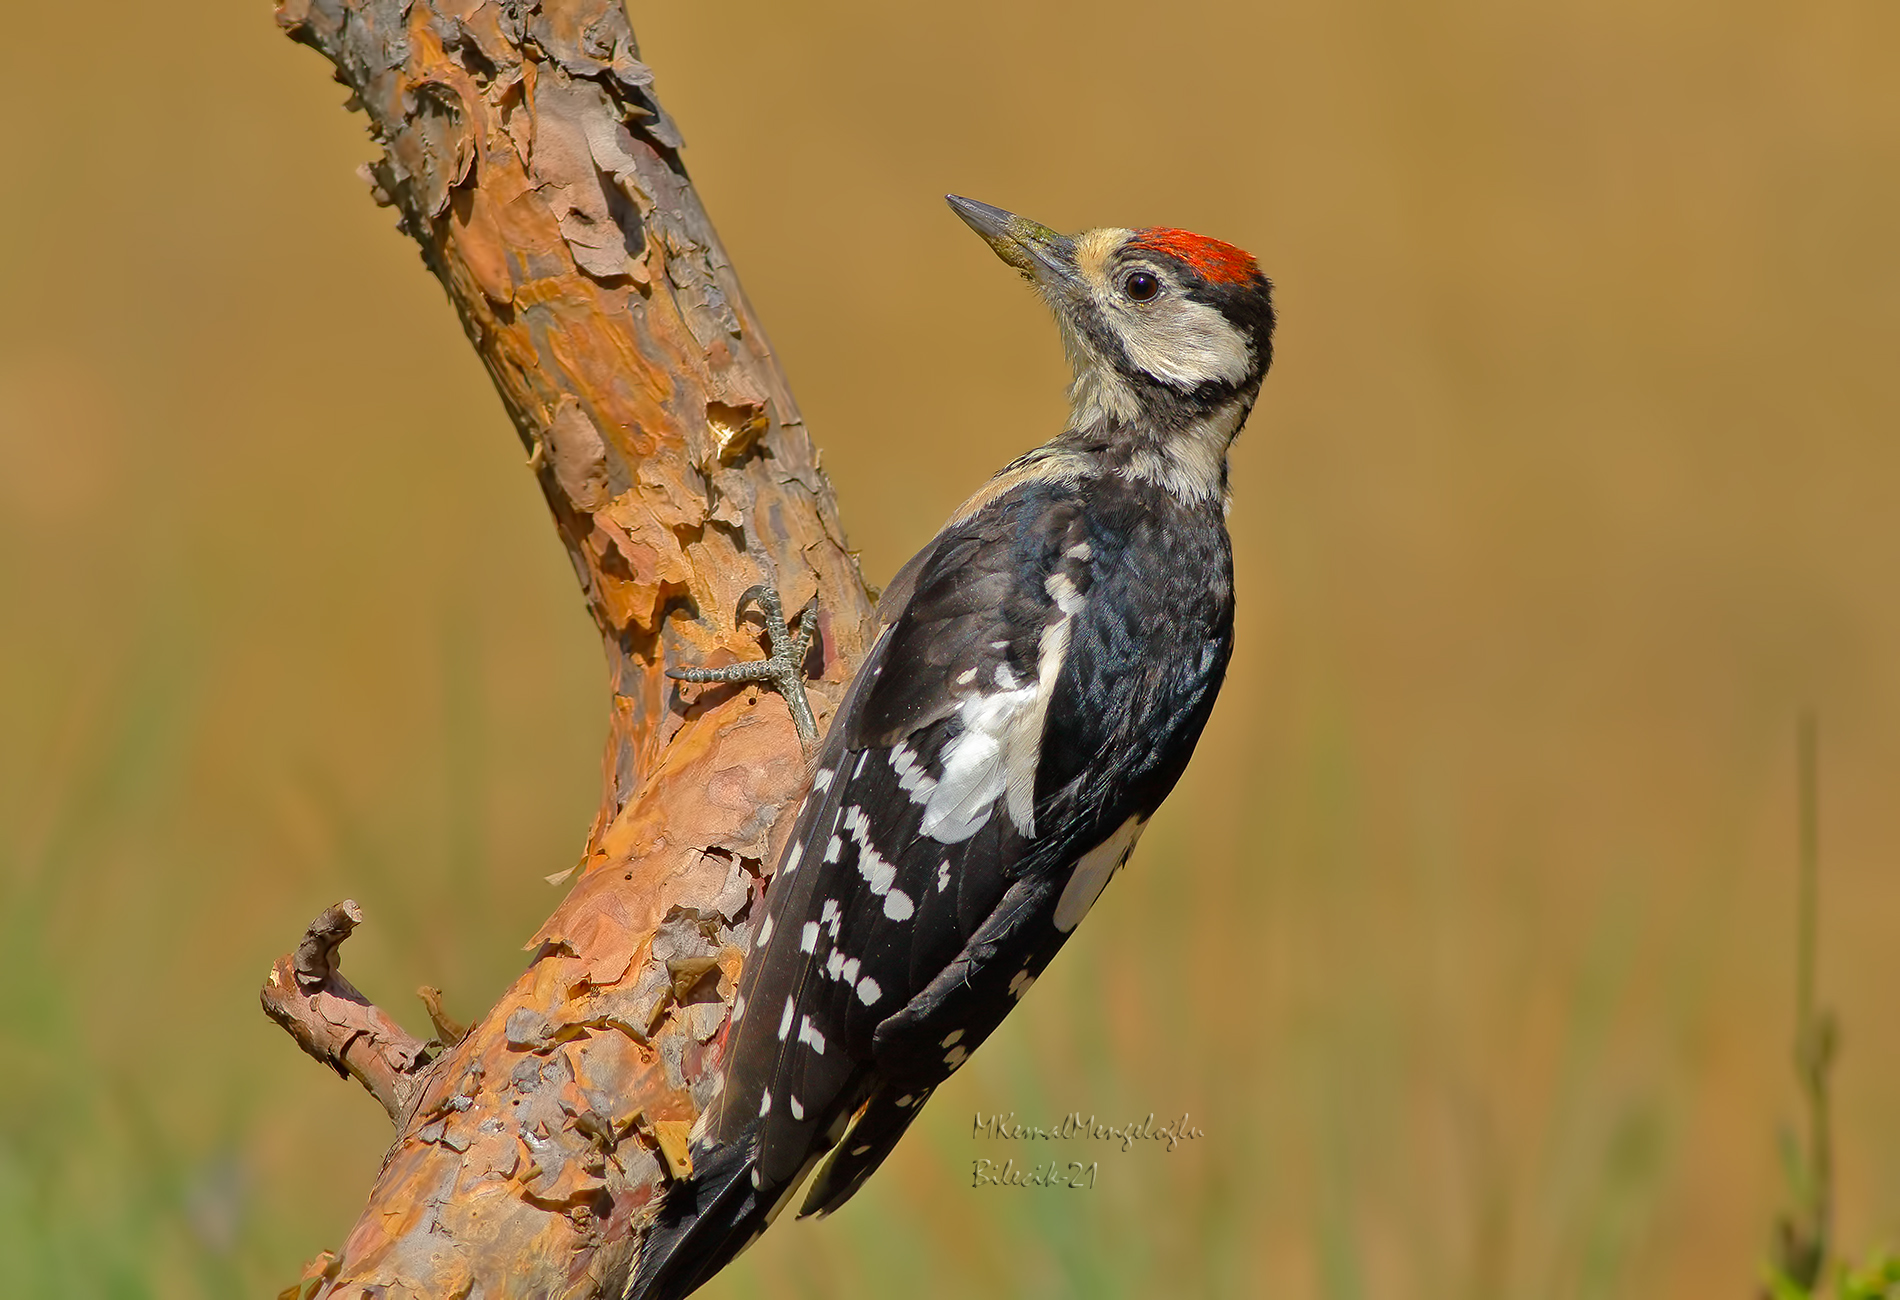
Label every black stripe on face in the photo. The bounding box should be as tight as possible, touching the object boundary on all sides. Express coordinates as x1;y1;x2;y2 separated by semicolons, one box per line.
1137;373;1256;428
1180;270;1275;375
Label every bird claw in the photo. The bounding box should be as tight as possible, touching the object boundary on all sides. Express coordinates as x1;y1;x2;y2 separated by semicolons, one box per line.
668;585;820;750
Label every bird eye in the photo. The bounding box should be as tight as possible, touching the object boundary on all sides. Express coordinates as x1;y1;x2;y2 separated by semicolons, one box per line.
1123;271;1161;302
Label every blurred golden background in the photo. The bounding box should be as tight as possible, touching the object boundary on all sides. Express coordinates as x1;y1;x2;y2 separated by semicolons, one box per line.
2;0;1897;1295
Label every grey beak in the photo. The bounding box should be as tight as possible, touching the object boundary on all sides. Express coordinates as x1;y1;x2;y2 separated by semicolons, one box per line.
946;195;1074;283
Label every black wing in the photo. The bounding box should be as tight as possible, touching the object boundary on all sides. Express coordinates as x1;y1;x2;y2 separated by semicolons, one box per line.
706;471;1234;1209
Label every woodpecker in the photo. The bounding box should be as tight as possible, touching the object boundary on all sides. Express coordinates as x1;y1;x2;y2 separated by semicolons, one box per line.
631;196;1274;1300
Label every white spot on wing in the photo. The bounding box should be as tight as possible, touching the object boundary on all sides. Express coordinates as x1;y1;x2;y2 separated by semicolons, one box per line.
731;992;746;1023
780;840;802;877
944;1045;968;1068
1053;815;1147;931
937;861;951;892
823;835;843;863
777;996;796;1040
955;667;978;685
1008;969;1036;999
940;1030;964;1048
883;888;914;921
799;1016;826;1054
799;921;819;953
789;1095;804;1120
811;768;834;793
754;915;773;948
759;1091;772;1117
856;975;881;1005
1045;571;1085;615
842;806;898;894
890;742;938;803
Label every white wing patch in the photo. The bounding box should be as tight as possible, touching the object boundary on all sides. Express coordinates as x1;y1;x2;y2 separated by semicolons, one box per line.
1044;571;1085;615
919;597;1083;844
1053;815;1147;932
1003;616;1072;836
918;684;1037;842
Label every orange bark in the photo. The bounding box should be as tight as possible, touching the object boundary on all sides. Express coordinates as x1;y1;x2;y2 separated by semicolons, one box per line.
262;2;877;1295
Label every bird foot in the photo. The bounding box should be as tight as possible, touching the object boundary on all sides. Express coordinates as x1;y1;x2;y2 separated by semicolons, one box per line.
667;585;820;750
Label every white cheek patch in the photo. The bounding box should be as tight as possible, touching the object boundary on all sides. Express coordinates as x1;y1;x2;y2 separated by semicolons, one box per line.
1053;815;1147;931
1116;296;1252;390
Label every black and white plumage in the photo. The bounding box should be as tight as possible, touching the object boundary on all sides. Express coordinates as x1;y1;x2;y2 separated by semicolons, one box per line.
629;196;1274;1300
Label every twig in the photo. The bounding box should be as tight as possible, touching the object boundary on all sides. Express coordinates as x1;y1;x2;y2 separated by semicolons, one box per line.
260;900;434;1124
417;985;468;1046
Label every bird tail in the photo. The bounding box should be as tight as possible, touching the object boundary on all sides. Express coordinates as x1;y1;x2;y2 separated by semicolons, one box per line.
797;1083;931;1219
626;1136;773;1300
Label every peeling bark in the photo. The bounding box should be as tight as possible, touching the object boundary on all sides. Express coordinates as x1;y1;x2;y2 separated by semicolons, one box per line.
260;2;877;1295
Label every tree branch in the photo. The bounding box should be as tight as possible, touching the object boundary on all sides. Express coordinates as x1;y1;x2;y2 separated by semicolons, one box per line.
261;1;876;1294
260;901;434;1124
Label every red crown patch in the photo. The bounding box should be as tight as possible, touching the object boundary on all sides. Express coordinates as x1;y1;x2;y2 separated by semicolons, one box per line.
1128;228;1258;286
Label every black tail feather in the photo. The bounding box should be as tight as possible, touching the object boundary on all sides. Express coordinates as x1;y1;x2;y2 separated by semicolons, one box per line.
627;1139;770;1300
797;1084;931;1220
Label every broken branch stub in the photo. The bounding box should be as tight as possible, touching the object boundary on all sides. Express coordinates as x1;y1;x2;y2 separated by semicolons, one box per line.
261;901;433;1125
261;0;877;1295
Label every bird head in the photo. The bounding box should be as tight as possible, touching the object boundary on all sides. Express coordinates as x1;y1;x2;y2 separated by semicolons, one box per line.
947;195;1275;437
